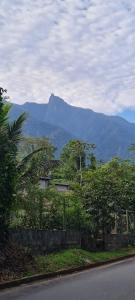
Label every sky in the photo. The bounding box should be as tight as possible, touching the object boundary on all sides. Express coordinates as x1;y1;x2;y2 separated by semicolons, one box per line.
0;0;135;119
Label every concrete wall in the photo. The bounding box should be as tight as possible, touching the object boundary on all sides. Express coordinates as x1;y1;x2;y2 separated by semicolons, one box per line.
81;233;135;251
8;230;135;254
9;229;81;254
105;233;135;250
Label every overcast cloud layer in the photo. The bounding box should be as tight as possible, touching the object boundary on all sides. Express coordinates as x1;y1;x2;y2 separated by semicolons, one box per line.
0;0;135;114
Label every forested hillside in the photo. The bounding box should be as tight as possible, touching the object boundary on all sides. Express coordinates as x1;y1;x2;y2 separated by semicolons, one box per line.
10;94;135;160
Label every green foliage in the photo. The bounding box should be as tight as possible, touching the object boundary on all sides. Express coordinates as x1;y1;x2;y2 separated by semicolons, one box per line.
1;87;134;236
35;248;135;274
0;88;50;230
81;158;135;239
11;136;135;235
0;88;26;229
14;185;48;229
13;182;89;231
13;185;63;229
57;139;95;184
18;138;55;188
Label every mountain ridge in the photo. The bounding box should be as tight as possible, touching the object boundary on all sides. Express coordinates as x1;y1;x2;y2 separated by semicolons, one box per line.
9;95;135;160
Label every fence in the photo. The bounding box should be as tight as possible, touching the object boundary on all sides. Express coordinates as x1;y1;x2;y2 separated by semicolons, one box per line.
6;229;135;254
9;229;81;254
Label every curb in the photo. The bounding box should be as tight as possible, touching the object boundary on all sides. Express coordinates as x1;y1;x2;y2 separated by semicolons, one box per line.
0;254;135;290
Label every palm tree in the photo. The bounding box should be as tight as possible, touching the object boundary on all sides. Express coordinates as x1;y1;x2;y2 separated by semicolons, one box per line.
0;88;26;229
0;88;44;231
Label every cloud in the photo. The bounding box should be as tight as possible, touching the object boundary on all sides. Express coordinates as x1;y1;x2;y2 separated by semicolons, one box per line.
0;0;135;114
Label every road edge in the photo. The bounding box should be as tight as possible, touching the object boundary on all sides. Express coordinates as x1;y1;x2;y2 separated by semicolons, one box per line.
0;253;135;290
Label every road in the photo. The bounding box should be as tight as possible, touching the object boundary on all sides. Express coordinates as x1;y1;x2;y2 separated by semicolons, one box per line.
1;258;135;300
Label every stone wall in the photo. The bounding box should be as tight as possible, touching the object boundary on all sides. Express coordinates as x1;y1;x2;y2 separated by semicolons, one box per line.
9;229;81;254
105;233;135;250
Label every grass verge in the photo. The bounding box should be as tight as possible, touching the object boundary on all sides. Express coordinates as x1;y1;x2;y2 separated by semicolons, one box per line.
34;248;135;274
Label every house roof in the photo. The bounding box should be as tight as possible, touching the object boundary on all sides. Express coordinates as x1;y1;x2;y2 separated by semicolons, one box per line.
54;183;69;187
40;176;51;181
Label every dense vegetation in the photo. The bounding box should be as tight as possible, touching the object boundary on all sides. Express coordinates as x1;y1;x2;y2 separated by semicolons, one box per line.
12;135;135;240
0;88;26;231
0;88;47;232
1;88;135;243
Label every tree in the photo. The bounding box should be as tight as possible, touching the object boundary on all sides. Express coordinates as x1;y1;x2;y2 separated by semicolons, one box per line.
0;88;47;231
14;185;48;229
82;158;135;246
88;153;97;170
0;88;26;230
18;137;55;187
59;140;95;184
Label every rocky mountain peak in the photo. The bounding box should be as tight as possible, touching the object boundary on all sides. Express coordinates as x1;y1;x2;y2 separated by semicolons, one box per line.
48;94;67;107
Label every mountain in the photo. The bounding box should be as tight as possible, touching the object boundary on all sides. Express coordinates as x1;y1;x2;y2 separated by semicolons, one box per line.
9;103;74;155
9;95;135;161
118;109;135;123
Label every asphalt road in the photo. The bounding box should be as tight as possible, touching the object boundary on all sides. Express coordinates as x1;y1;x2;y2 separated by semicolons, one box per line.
1;258;135;300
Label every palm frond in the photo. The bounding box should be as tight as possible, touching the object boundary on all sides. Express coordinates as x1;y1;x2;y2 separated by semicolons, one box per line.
17;147;45;172
8;113;26;144
0;103;12;126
